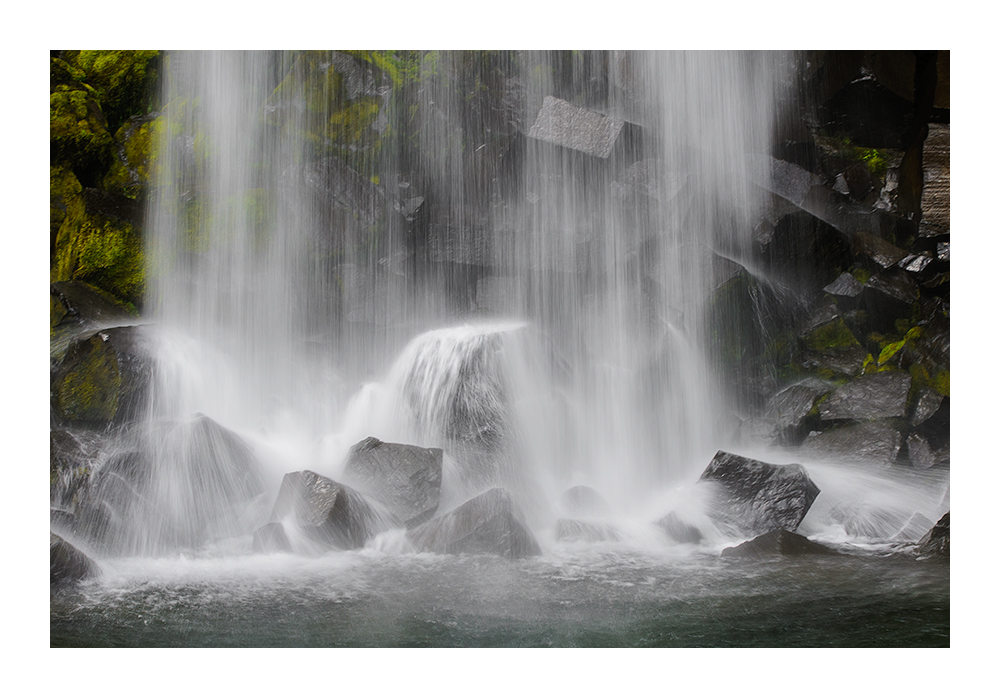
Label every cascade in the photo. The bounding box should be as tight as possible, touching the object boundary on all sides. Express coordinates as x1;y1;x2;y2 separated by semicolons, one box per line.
50;49;951;648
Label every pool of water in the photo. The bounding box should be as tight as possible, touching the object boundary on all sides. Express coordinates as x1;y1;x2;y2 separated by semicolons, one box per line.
50;542;949;647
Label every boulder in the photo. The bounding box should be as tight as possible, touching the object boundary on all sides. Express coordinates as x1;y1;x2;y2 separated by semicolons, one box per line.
801;421;902;468
823;272;864;298
721;529;839;558
654;512;704;544
407;488;541;558
917;511;949;557
560;486;611;518
555;519;621;543
698;451;820;537
798;315;868;379
911;388;944;426
906;433;935;470
252;522;292;553
341;437;443;528
51;533;99;585
76;415;268;553
818;371;911;421
51;325;152;427
527;96;625;159
764;382;827;434
269;470;398;550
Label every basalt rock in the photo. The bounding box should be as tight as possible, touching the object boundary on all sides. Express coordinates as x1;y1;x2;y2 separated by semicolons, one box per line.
340;437;443;528
801;421;902;468
721;529;839;558
269;470;398;550
698;451;820;537
51;325;152;428
51;533;99;585
917;511;949;557
818;371;911;422
905;433;935;470
655;512;704;544
407;488;541;558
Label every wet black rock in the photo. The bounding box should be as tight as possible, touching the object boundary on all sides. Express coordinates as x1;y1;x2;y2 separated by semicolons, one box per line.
654;512;704;544
801;421;902;468
560;485;611;518
698;450;821;537
818;371;911;421
911;388;944;426
721;529;839;558
766;382;827;434
407;488;541;558
823;272;864;298
555;519;621;543
341;437;443;528
252;521;292;553
917;511;949;557
51;325;153;428
269;470;398;550
906;433;935;470
51;533;98;585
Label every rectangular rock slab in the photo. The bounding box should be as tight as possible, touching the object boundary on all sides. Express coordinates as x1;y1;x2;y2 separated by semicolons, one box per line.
819;371;911;421
528;96;624;158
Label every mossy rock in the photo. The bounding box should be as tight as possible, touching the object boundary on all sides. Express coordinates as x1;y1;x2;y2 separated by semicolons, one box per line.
66;51;160;134
52;326;151;427
50;72;112;178
51;188;145;307
102;114;159;199
50;165;82;250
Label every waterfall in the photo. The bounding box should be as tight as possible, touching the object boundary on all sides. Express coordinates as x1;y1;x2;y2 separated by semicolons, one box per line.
114;50;794;553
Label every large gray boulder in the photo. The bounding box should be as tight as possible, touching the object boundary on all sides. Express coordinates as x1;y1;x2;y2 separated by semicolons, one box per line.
560;486;611;518
340;437;443;528
51;533;98;585
407;488;541;558
818;371;911;421
698;450;821;537
801;421;903;468
268;470;398;550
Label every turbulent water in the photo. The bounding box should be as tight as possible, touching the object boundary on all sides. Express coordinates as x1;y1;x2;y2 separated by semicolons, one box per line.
51;50;949;647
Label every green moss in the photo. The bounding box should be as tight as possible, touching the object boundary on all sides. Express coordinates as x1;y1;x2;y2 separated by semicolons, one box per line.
930;370;950;397
69;51;160;133
850;266;872;285
857;147;887;177
803;317;861;352
55;334;121;424
905;326;924;341
50;82;112;172
102;116;158;198
878;339;906;365
52;197;145;306
50;165;83;246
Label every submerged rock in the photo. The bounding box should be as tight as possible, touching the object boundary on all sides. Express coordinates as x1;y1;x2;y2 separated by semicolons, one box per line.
555;519;621;543
50;533;98;585
407;488;541;558
801;421;902;468
698;450;820;537
560;485;611;518
341;437;443;528
654;511;704;544
721;529;839;558
269;470;398;550
818;371;911;421
917;511;949;557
